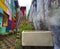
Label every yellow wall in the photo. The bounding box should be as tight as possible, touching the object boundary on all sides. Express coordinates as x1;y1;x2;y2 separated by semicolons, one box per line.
0;0;8;13
1;0;4;3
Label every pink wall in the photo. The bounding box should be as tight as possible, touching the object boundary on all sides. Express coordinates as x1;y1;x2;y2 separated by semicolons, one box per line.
7;8;12;21
5;0;12;21
20;7;26;16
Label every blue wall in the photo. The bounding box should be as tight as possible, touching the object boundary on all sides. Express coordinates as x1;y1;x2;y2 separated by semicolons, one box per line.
6;20;12;32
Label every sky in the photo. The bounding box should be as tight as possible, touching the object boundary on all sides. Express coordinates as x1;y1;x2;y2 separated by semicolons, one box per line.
18;0;32;16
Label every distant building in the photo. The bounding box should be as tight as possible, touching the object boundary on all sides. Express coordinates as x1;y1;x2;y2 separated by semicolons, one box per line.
20;7;26;17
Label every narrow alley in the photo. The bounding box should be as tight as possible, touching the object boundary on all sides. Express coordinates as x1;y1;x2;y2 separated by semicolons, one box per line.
0;0;60;49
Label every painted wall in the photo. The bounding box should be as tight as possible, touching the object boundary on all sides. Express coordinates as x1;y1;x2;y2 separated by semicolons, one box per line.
5;0;12;21
11;18;16;30
6;20;12;32
2;12;9;27
0;8;3;27
1;0;4;3
0;0;7;13
0;0;18;33
0;16;3;27
11;0;15;18
1;27;6;34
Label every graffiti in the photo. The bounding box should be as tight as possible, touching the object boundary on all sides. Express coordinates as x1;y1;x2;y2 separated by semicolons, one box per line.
48;0;60;9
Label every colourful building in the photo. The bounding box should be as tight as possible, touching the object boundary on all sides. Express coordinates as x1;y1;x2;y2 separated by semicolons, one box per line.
0;0;8;34
20;7;26;17
0;0;18;34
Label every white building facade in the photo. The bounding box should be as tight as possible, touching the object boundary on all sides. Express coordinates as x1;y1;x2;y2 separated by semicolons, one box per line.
29;0;60;49
29;0;41;30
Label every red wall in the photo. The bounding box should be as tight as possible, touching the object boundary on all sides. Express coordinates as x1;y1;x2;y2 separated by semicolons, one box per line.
11;18;16;30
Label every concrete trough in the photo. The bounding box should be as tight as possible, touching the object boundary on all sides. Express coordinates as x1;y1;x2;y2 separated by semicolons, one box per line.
22;31;53;46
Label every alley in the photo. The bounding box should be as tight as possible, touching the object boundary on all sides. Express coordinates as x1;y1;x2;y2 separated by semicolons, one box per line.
0;0;60;49
0;0;53;49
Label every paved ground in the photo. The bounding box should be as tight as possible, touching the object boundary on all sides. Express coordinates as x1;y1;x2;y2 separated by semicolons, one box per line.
0;34;16;49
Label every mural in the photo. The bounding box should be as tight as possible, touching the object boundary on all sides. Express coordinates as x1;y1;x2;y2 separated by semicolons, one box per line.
48;0;60;9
